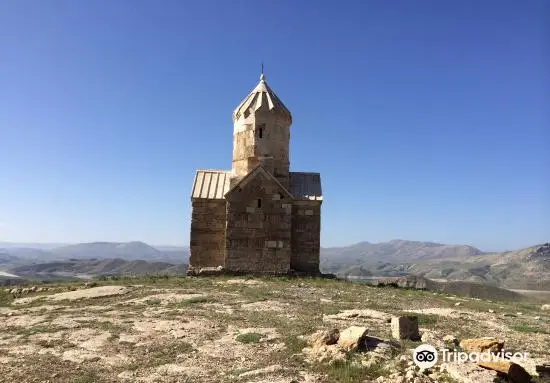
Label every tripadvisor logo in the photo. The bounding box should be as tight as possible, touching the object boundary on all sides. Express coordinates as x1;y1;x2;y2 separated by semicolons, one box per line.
413;344;529;369
413;344;438;368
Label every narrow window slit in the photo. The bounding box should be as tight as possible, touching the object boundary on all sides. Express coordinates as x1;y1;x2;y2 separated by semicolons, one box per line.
257;123;265;138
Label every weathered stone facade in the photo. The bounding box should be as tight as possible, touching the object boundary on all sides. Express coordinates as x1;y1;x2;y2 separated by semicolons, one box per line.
188;73;322;275
291;200;321;272
188;199;226;268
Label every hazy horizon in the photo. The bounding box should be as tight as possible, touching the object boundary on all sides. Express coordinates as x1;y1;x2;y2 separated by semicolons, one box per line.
0;238;545;253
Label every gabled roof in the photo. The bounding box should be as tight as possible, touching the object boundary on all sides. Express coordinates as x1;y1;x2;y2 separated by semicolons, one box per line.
225;166;293;200
191;170;231;200
290;172;323;201
232;73;292;123
191;168;322;201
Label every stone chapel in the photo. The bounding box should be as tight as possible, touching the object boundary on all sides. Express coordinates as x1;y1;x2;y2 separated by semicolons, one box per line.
188;72;322;275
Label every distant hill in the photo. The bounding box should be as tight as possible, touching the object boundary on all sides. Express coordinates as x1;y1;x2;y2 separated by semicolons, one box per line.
0;252;19;265
417;243;550;290
0;242;188;265
322;241;550;291
7;258;188;282
51;241;188;264
0;242;189;283
0;248;59;270
321;239;485;273
52;241;179;261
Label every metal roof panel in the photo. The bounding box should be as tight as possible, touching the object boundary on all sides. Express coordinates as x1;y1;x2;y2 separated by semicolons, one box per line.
191;170;231;200
290;172;323;201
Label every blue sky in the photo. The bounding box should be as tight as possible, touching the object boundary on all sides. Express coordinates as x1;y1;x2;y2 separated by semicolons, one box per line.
0;0;548;251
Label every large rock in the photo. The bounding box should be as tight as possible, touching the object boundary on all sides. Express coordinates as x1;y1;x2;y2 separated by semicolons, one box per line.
304;330;345;364
337;326;368;352
391;316;420;341
478;360;531;383
541;304;550;311
310;329;339;347
459;337;504;353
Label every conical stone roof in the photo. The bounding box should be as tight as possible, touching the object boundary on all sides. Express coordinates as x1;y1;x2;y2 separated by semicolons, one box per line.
232;73;292;123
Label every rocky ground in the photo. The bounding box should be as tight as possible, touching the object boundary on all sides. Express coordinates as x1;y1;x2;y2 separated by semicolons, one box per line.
0;276;549;382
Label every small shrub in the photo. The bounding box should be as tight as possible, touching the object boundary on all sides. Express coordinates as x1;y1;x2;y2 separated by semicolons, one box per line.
236;332;263;344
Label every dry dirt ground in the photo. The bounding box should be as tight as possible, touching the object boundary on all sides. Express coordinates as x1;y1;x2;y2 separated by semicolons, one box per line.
0;276;549;383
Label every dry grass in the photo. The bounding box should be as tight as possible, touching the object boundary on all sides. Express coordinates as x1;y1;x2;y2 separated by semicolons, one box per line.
0;276;548;382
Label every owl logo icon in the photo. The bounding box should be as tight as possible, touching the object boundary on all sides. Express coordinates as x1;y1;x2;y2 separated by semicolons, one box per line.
413;344;438;368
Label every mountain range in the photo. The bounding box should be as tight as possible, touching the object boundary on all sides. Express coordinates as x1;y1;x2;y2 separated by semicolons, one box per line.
0;241;188;283
0;241;187;264
321;240;550;291
1;240;549;291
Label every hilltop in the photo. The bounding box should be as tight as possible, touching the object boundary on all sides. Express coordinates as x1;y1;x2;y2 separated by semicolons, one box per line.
0;276;549;382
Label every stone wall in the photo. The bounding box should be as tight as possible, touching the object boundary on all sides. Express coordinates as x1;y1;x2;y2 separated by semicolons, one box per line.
225;171;292;273
291;201;321;273
189;200;227;269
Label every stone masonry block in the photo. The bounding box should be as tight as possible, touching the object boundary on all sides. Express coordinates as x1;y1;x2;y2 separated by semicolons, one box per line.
391;316;420;341
266;241;278;248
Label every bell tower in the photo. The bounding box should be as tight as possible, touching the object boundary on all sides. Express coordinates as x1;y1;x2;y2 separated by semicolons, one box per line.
231;72;292;190
189;69;323;276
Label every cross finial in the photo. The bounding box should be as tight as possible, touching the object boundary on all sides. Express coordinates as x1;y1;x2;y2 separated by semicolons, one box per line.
260;61;265;81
